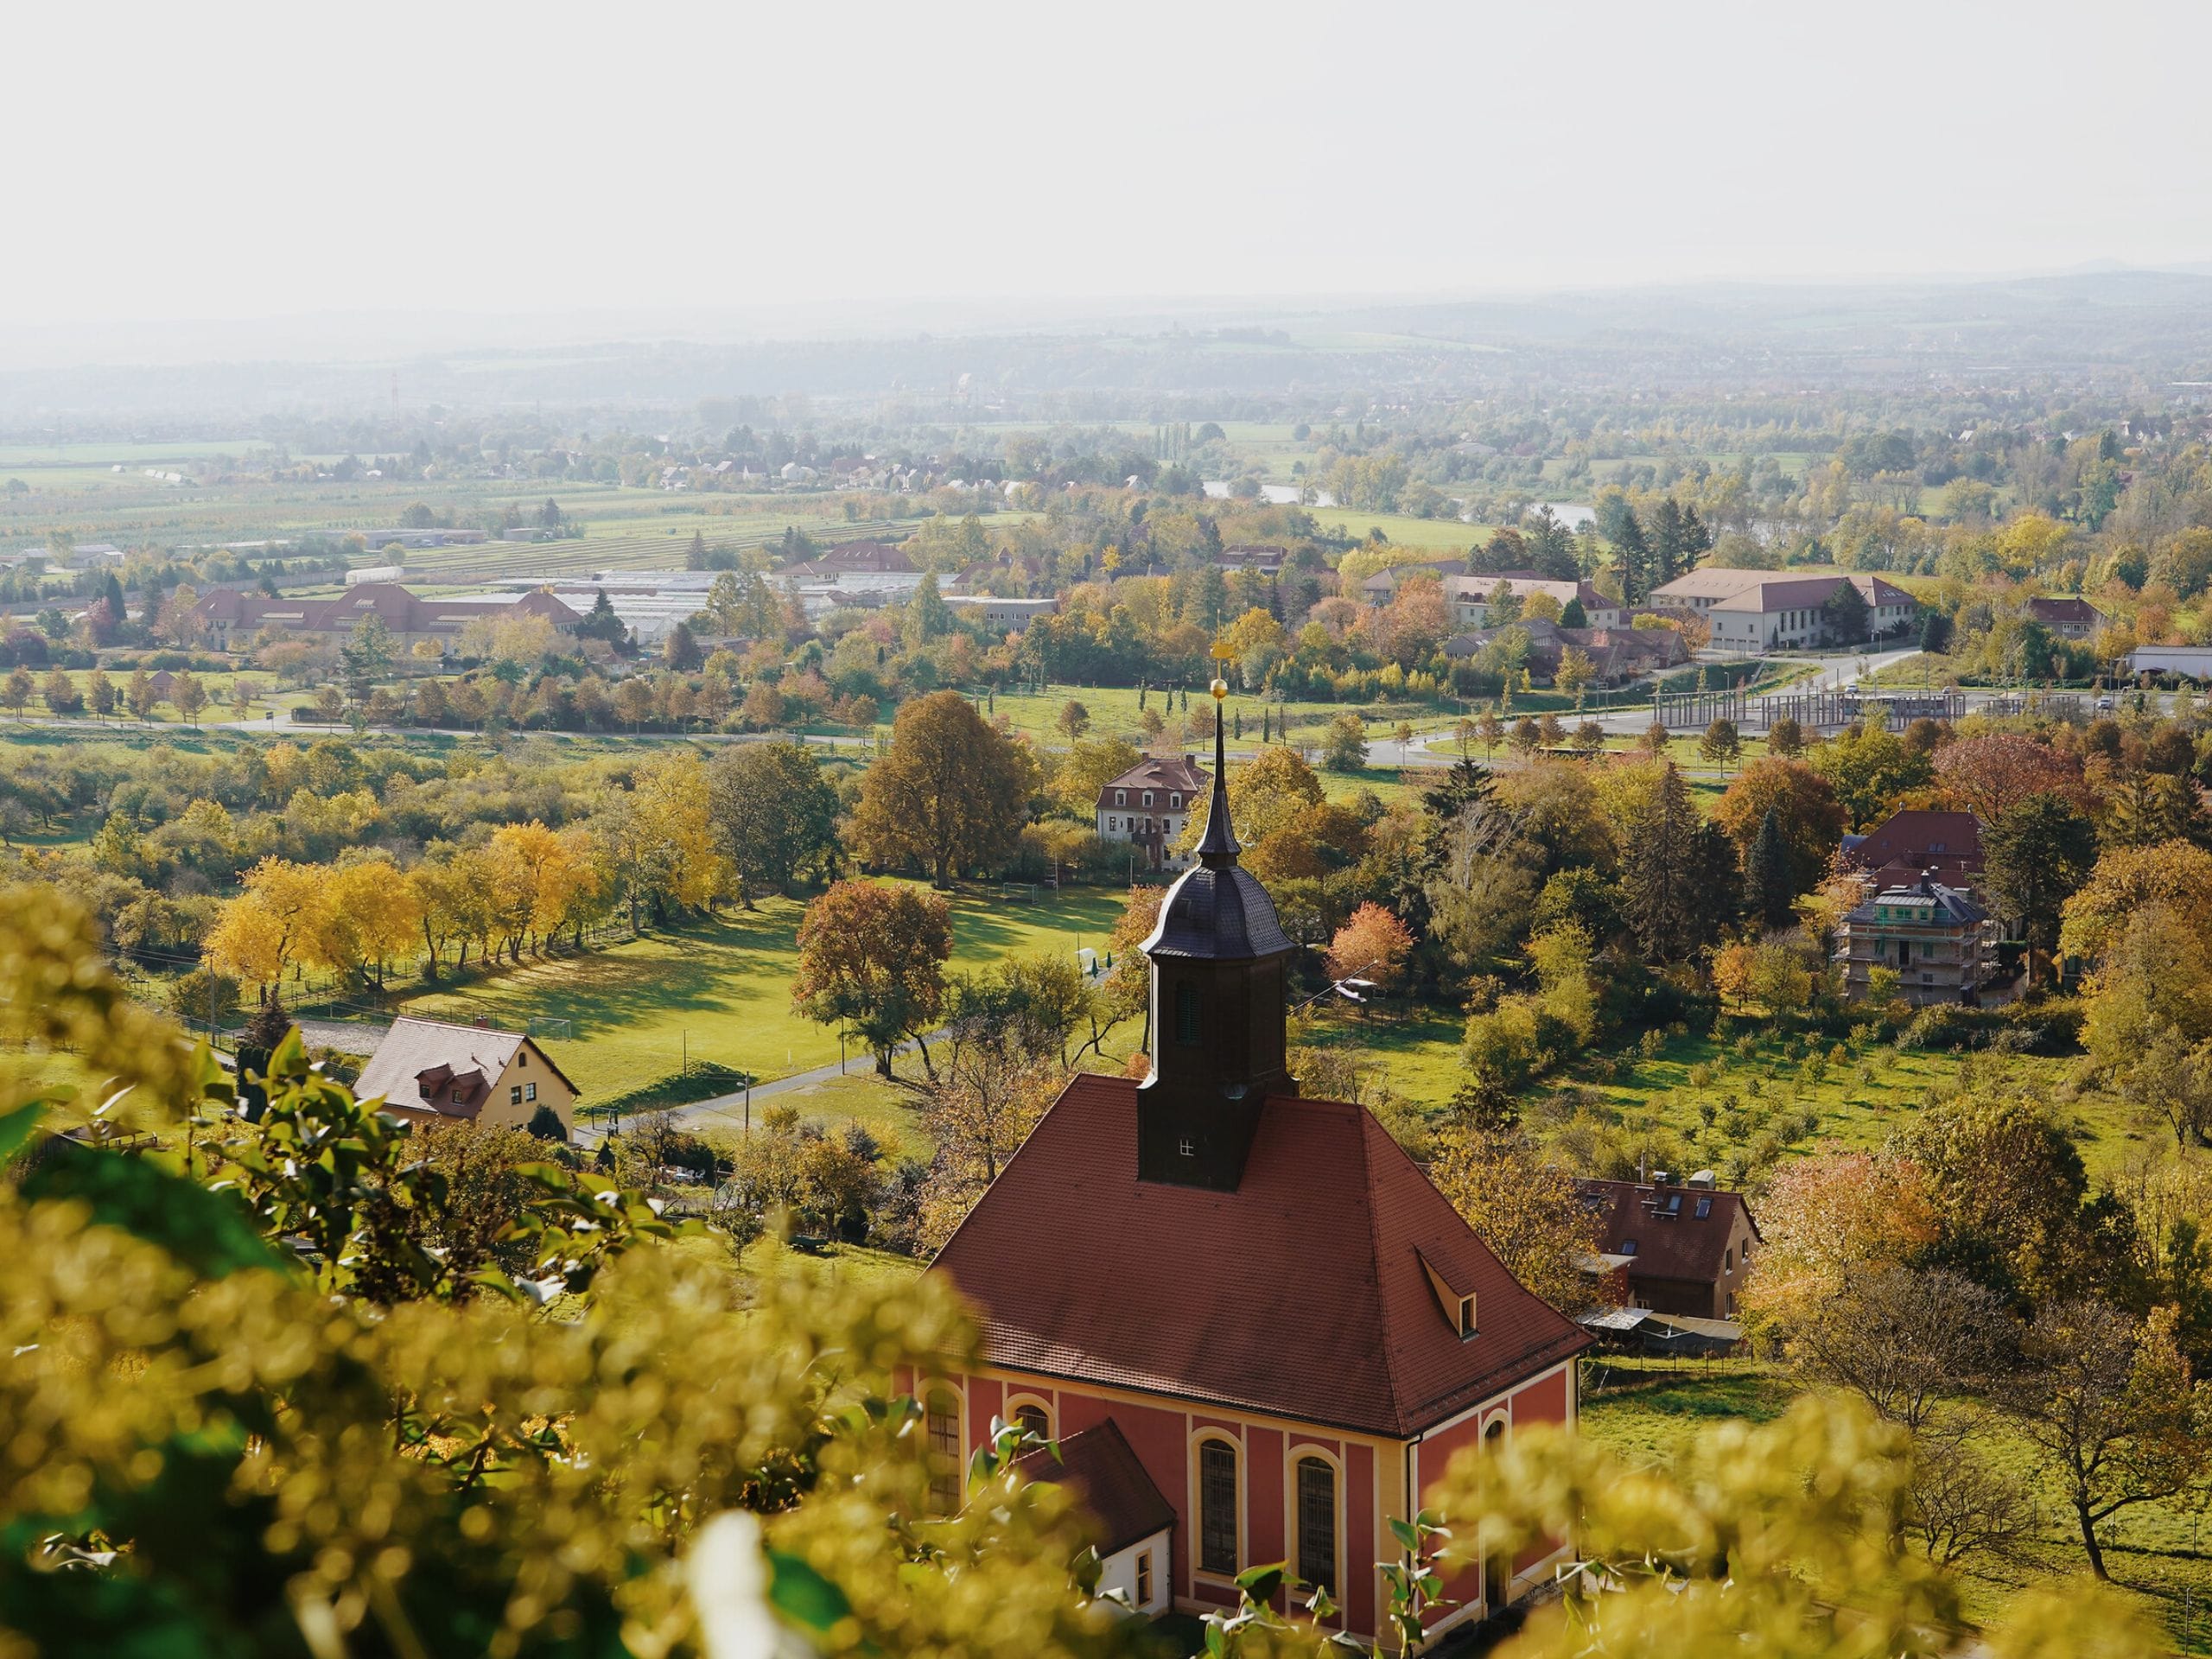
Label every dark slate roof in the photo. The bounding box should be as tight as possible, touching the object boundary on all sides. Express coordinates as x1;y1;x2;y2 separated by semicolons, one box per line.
1014;1421;1177;1554
1843;874;1988;927
1576;1179;1760;1286
929;1074;1590;1438
1142;863;1293;960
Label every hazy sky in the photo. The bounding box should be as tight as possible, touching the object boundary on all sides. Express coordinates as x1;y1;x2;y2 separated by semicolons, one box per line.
11;0;2212;330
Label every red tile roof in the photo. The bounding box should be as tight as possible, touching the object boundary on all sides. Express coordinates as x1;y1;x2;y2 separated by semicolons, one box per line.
930;1074;1588;1438
1014;1421;1176;1554
1576;1179;1758;1285
1840;808;1985;883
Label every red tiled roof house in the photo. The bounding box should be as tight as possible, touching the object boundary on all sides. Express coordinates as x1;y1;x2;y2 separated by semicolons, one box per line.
921;696;1588;1644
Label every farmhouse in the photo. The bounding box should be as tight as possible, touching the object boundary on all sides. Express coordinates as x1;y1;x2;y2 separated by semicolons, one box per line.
1096;753;1208;871
925;705;1588;1644
193;583;582;654
1575;1173;1759;1321
354;1016;577;1135
2024;595;2105;639
1649;568;1916;651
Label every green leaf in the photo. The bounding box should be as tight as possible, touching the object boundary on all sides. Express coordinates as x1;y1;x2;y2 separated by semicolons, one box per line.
1234;1563;1284;1603
1203;1619;1229;1659
20;1138;285;1280
0;1100;46;1169
1388;1516;1421;1552
766;1550;853;1632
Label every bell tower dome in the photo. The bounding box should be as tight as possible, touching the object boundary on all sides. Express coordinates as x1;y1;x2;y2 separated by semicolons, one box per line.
1135;675;1297;1190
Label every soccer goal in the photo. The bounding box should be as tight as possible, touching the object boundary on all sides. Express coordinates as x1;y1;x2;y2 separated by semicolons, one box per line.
528;1016;574;1040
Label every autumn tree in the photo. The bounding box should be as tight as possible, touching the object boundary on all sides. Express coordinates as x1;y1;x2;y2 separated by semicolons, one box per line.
791;879;953;1076
204;856;331;995
2059;839;2212;966
2005;1301;2210;1580
1738;1150;1936;1334
318;856;424;988
851;690;1033;885
1934;731;2085;822
1100;885;1166;1049
1766;713;1805;757
704;740;841;903
591;753;726;930
1429;1122;1601;1313
1325;901;1414;993
1051;735;1141;819
173;671;208;727
1054;698;1090;741
1713;757;1847;896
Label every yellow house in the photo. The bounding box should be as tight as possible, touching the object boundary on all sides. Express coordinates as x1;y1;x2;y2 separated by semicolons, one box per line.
354;1015;578;1136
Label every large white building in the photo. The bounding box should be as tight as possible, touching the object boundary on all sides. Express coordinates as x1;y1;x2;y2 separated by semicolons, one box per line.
1095;754;1209;871
1650;569;1916;652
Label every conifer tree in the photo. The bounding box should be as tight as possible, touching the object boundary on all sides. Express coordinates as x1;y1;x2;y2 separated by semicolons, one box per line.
1611;507;1654;603
1620;764;1738;960
1649;498;1688;588
1747;806;1797;930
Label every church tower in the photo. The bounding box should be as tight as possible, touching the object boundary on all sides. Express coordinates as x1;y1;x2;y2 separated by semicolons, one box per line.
1135;676;1297;1189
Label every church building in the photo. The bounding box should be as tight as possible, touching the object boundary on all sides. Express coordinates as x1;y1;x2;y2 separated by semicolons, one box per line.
924;686;1588;1646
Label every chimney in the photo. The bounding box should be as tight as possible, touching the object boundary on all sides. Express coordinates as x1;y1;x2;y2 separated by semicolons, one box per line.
474;1016;491;1029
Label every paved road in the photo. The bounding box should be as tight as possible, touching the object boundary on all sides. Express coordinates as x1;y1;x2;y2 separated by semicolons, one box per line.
574;1031;938;1145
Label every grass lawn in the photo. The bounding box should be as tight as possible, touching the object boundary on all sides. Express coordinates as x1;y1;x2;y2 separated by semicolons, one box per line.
397;883;1128;1108
1306;508;1496;550
975;684;1452;748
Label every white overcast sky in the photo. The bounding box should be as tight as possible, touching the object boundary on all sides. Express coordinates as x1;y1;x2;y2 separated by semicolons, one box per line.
9;0;2211;333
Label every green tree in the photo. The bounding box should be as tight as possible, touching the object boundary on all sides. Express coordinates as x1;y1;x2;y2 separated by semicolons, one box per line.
905;570;951;645
1618;763;1738;961
1821;577;1872;645
1746;805;1798;929
1320;713;1368;772
1980;793;2097;986
1698;717;1742;772
705;740;842;903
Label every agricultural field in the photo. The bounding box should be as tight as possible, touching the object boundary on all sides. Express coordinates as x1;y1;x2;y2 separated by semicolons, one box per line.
1304;506;1494;549
1581;1356;2212;1652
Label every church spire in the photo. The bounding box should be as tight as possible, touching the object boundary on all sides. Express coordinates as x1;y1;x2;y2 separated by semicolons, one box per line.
1134;663;1297;1191
1195;669;1240;868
